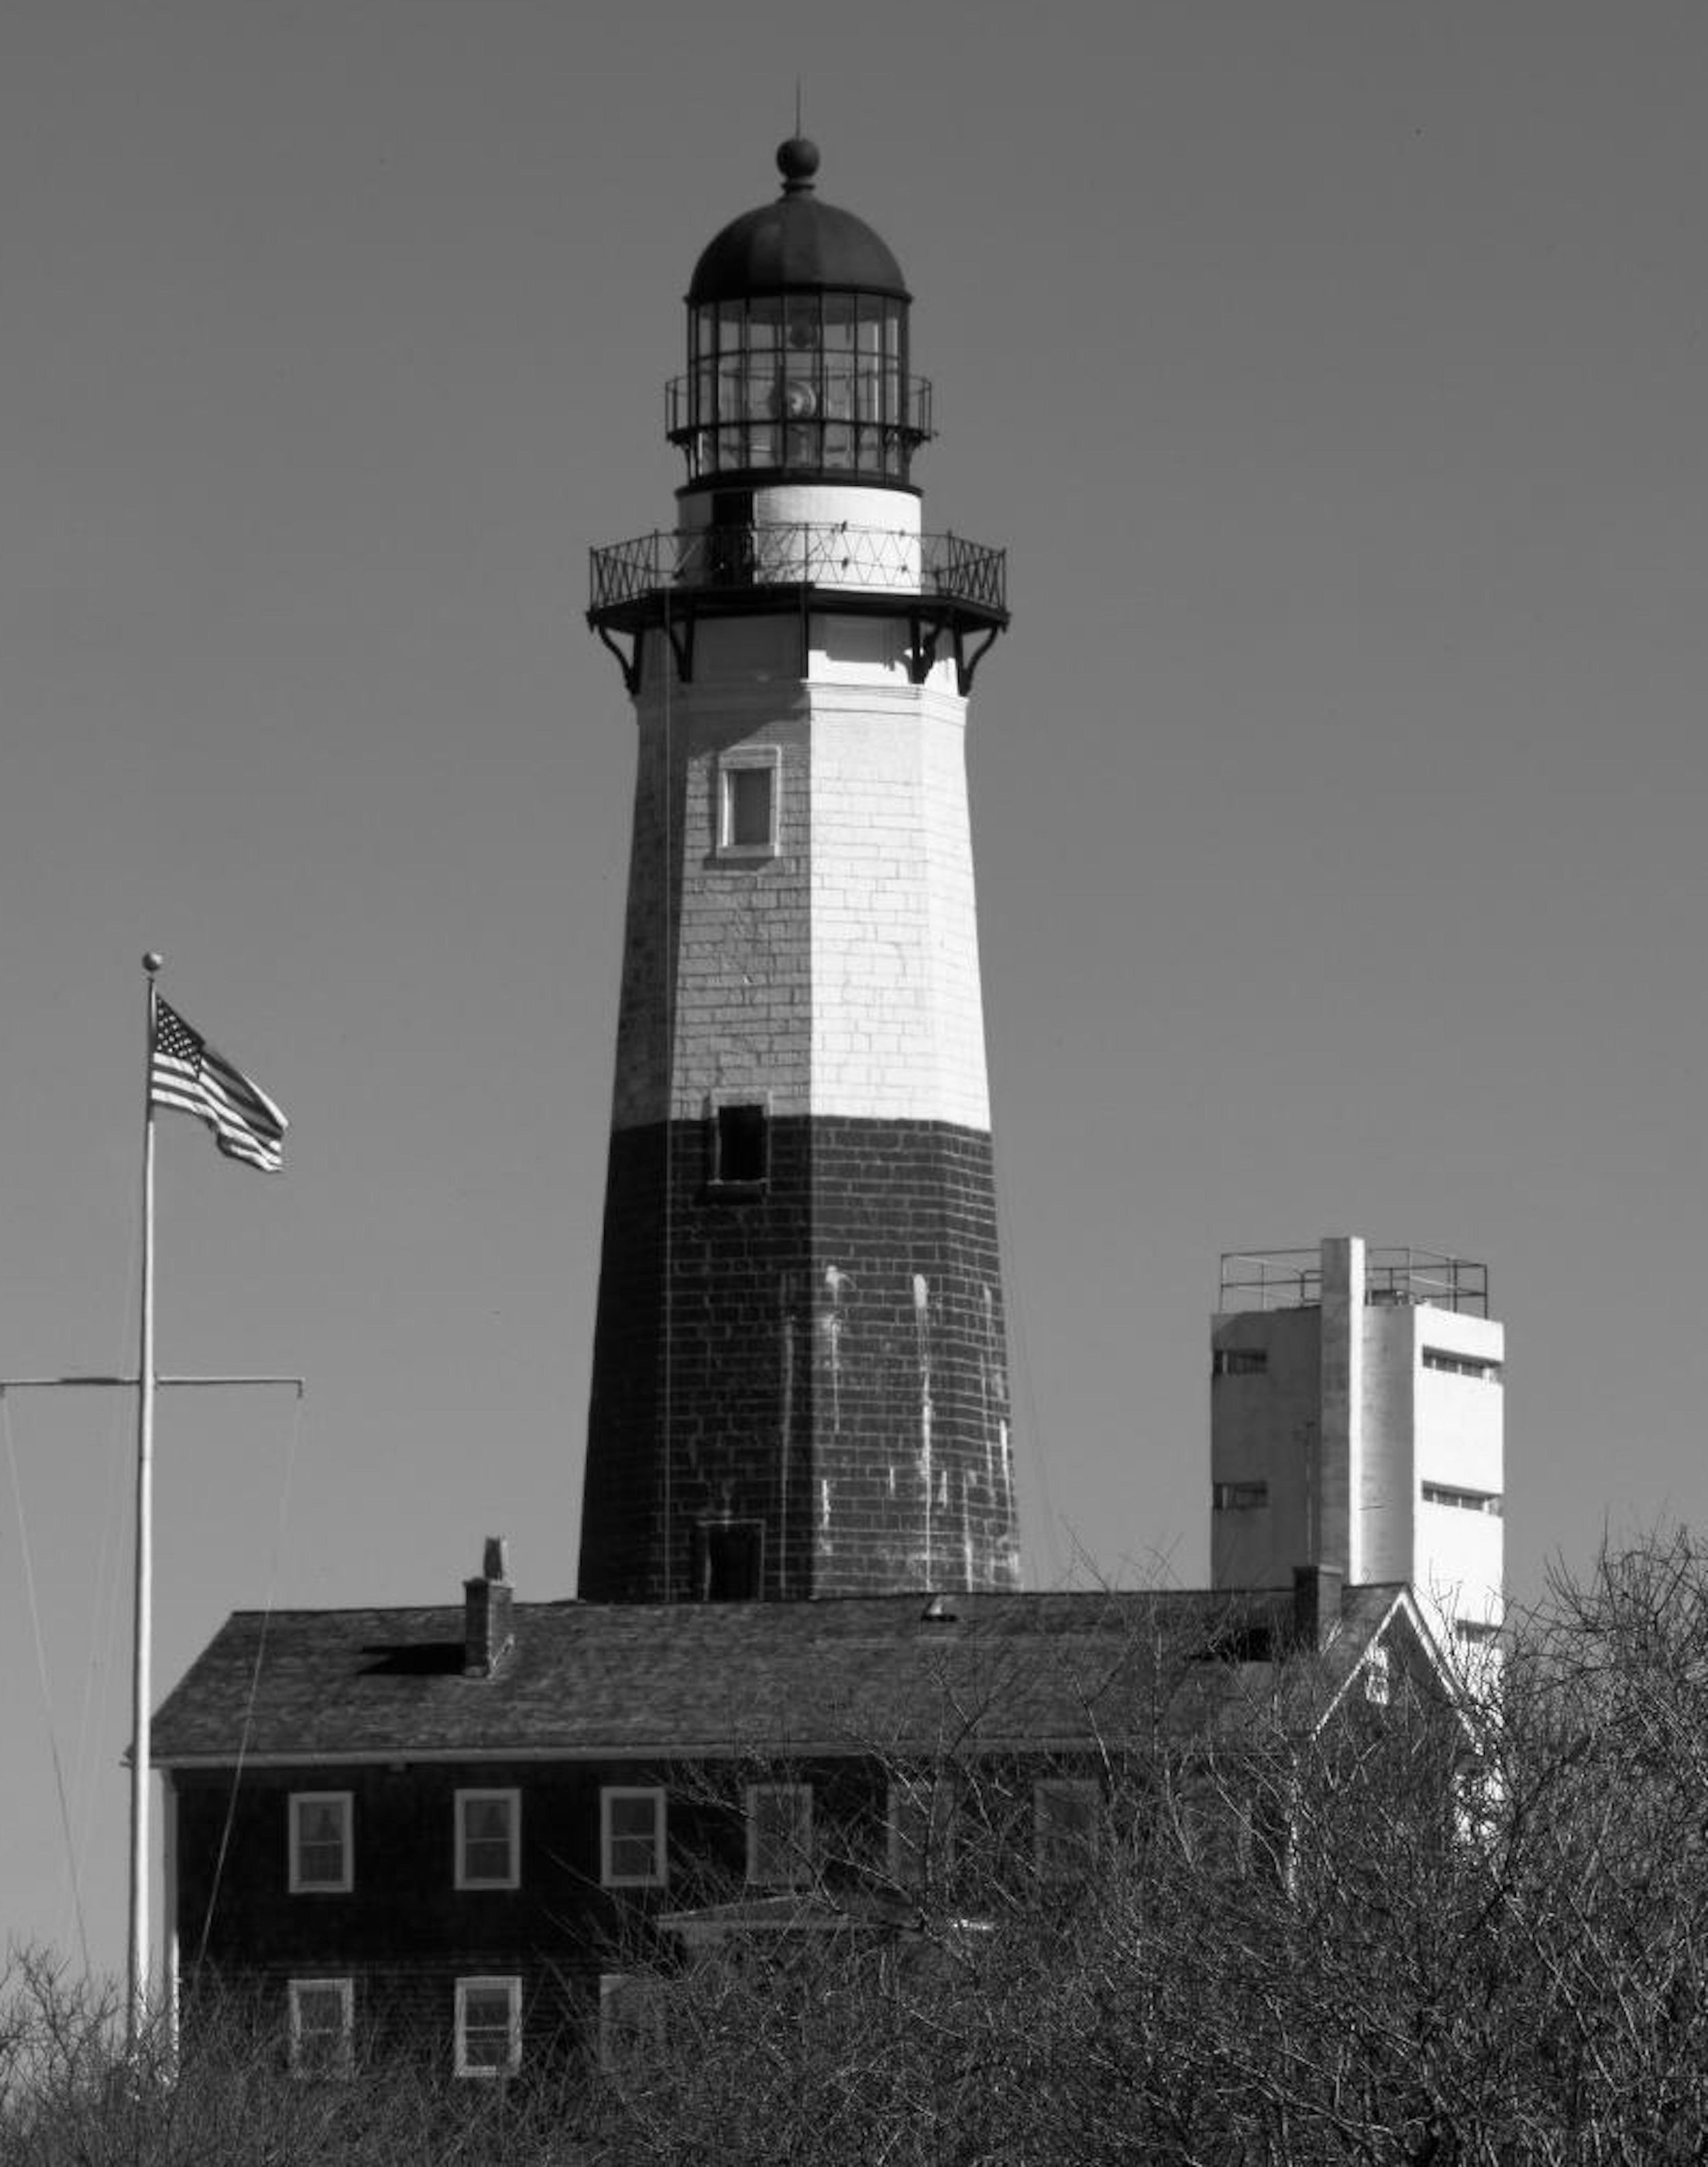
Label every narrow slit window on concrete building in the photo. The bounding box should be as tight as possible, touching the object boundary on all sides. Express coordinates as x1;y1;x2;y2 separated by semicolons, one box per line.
1422;1482;1503;1517
712;1102;769;1187
1422;1347;1504;1383
698;1518;764;1599
717;749;780;856
1212;1348;1268;1377
1213;1480;1269;1511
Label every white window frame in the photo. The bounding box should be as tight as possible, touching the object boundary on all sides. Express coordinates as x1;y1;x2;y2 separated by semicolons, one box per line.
715;746;780;859
288;1976;353;2076
601;1787;667;1888
598;1971;670;2071
454;1788;521;1890
745;1782;812;1887
1033;1778;1100;1883
454;1974;521;2079
288;1792;353;1894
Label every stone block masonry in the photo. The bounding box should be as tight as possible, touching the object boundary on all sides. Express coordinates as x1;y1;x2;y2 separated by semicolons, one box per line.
583;609;1018;1601
579;1114;1018;1602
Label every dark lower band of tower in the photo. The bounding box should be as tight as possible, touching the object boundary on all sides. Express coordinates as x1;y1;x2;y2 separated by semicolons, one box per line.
579;1115;1019;1603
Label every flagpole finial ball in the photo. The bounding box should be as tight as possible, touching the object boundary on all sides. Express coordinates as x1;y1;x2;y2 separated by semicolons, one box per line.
143;952;164;976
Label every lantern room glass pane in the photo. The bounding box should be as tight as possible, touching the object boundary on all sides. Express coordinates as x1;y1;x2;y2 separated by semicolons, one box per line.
785;294;818;351
678;290;916;481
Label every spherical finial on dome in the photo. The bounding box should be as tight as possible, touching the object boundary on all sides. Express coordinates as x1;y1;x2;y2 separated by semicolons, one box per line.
777;137;820;191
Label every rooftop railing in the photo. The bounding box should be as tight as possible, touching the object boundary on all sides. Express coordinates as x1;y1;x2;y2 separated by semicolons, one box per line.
1218;1247;1489;1318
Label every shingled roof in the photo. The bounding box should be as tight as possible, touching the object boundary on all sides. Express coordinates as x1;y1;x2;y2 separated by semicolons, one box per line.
151;1584;1426;1767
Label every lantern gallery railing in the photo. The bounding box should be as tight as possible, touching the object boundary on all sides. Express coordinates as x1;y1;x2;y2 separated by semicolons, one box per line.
589;523;1007;617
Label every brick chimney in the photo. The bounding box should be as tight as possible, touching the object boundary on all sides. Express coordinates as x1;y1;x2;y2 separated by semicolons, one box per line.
464;1536;514;1677
1292;1562;1346;1654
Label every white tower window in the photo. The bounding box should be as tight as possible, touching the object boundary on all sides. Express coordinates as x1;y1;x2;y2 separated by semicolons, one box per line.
717;748;780;856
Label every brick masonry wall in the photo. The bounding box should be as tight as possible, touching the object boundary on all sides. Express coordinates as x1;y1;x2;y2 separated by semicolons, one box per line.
579;1114;1018;1601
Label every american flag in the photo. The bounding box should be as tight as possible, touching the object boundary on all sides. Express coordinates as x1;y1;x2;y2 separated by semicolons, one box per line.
150;1000;288;1173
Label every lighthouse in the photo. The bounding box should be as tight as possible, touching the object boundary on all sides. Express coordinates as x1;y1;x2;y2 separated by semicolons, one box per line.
581;139;1018;1603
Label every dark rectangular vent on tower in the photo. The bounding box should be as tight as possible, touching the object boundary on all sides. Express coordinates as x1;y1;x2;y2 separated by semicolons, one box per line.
699;1519;764;1601
711;1102;769;1188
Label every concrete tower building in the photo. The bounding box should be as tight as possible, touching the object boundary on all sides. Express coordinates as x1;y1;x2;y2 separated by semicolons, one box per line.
580;141;1018;1604
1210;1237;1505;1658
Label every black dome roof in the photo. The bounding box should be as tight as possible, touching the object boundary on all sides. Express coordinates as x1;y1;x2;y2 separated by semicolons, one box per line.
687;139;909;305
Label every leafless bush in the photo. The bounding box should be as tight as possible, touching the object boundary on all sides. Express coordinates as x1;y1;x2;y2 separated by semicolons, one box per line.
589;1543;1708;2164
14;1541;1708;2163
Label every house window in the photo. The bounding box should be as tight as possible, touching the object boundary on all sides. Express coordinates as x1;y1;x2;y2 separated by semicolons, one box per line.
746;1783;812;1886
1213;1480;1269;1511
717;749;780;857
1422;1347;1504;1383
887;1776;954;1888
454;1976;521;2078
599;1972;670;2070
698;1518;765;1600
601;1788;667;1887
1456;1618;1501;1646
1422;1482;1503;1517
288;1978;353;2076
1212;1347;1268;1377
711;1101;769;1187
1034;1778;1100;1883
288;1793;352;1893
456;1789;520;1889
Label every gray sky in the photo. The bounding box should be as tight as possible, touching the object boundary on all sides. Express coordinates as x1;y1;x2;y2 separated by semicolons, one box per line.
5;0;1708;1984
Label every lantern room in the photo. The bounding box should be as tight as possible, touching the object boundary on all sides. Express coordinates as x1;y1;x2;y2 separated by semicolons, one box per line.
667;138;933;490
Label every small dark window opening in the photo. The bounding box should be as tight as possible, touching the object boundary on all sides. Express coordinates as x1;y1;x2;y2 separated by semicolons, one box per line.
715;1103;769;1185
708;497;755;587
726;767;773;849
700;1521;764;1601
1200;1623;1273;1664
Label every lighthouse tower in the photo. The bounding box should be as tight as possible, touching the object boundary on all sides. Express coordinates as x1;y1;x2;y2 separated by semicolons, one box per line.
581;140;1018;1604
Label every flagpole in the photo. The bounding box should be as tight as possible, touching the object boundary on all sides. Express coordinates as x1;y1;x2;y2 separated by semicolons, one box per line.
128;950;163;2056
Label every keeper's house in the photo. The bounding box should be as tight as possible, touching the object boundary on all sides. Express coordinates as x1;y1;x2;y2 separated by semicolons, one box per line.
151;1555;1449;2075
